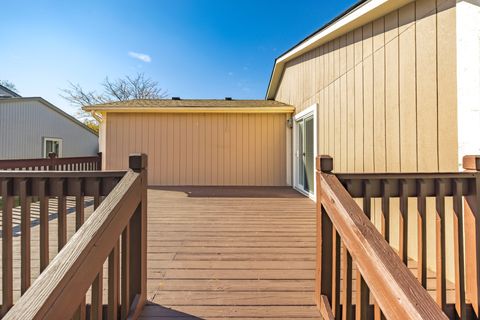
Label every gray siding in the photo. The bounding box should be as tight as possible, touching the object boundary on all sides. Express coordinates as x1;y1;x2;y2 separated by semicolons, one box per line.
0;100;98;159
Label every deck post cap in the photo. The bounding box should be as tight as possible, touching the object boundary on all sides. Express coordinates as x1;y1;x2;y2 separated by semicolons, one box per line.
316;155;333;173
462;155;480;171
129;153;148;172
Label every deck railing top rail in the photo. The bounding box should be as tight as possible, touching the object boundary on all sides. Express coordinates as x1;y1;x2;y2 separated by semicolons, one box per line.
0;152;102;171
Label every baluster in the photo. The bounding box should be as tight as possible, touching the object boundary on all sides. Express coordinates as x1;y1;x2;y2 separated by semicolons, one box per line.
381;180;390;242
121;225;131;318
39;179;50;271
453;179;466;319
435;179;447;310
72;178;87;318
74;178;85;230
356;180;371;320
20;179;32;294
91;180;103;319
92;270;104;320
417;179;427;287
1;179;13;316
399;179;409;264
341;244;352;320
57;179;67;250
332;230;341;317
108;242;120;319
373;180;390;320
463;156;480;317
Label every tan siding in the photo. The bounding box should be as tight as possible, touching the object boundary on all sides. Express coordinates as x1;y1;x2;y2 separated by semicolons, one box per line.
273;0;458;280
106;112;288;186
274;0;457;175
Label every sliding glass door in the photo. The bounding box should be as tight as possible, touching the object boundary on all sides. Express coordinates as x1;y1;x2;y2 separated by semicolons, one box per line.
295;115;314;195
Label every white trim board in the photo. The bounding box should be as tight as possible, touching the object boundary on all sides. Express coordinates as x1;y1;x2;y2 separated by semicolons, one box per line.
292;104;318;201
457;0;480;167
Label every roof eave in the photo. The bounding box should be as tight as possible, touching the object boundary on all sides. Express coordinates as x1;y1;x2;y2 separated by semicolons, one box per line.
266;0;414;100
83;106;295;114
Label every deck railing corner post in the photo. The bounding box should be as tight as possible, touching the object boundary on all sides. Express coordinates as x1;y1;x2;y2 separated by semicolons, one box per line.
48;152;57;170
127;153;148;316
463;155;480;317
318;155;333;174
314;155;334;312
97;152;102;170
129;154;148;173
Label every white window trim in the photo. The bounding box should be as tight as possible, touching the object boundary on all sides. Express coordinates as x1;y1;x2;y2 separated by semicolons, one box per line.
292;104;318;201
43;137;63;158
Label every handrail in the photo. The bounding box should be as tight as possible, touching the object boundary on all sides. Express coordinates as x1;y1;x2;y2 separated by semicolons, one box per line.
0;152;102;171
315;155;448;320
0;154;147;319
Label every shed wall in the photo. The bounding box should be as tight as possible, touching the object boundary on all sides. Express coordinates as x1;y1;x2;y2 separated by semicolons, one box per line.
105;112;289;186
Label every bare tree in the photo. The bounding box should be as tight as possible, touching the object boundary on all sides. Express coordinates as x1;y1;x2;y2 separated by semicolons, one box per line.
61;73;168;107
61;73;168;132
0;80;18;93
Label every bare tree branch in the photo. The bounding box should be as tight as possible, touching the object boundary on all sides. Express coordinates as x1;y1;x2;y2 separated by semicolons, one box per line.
0;80;18;93
60;73;168;131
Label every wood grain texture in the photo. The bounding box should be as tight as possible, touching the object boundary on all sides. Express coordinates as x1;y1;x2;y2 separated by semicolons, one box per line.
318;172;447;320
140;187;319;319
3;171;142;319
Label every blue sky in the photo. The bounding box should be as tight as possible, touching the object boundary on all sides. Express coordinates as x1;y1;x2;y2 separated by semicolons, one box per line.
0;0;356;115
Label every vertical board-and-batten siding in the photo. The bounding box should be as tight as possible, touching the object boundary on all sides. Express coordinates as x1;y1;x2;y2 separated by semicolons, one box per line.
274;0;458;173
0;100;99;159
105;113;288;186
274;0;458;280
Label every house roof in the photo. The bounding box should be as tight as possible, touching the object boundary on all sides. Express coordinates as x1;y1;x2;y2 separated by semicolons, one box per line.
0;97;98;136
83;99;295;114
0;84;22;98
266;0;413;99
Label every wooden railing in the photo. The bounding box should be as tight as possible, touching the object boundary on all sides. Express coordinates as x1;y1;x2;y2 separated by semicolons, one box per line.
315;155;480;320
0;152;102;171
0;154;147;319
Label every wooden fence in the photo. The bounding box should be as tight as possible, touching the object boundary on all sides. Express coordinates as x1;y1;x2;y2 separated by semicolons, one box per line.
0;154;147;319
315;155;480;320
0;152;102;171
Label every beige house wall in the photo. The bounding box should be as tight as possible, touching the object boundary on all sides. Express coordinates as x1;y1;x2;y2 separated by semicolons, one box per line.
274;0;458;279
104;112;289;186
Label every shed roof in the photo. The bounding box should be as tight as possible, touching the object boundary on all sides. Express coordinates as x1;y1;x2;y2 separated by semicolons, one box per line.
83;99;294;114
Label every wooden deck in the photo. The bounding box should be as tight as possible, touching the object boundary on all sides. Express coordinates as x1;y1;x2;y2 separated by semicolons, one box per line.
0;186;456;318
141;187;319;319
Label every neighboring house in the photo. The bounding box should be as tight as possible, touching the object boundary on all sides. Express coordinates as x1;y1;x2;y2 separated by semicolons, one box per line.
0;85;98;159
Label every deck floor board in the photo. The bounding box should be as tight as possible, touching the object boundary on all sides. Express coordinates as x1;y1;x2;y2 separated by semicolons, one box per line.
141;187;319;319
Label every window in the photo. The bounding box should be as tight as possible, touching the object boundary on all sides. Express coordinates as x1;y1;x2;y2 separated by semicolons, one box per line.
43;137;63;158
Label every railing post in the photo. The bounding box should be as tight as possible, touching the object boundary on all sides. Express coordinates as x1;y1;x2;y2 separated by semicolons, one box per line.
315;155;335;318
463;155;480;317
128;153;148;317
48;152;57;171
97;152;102;170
